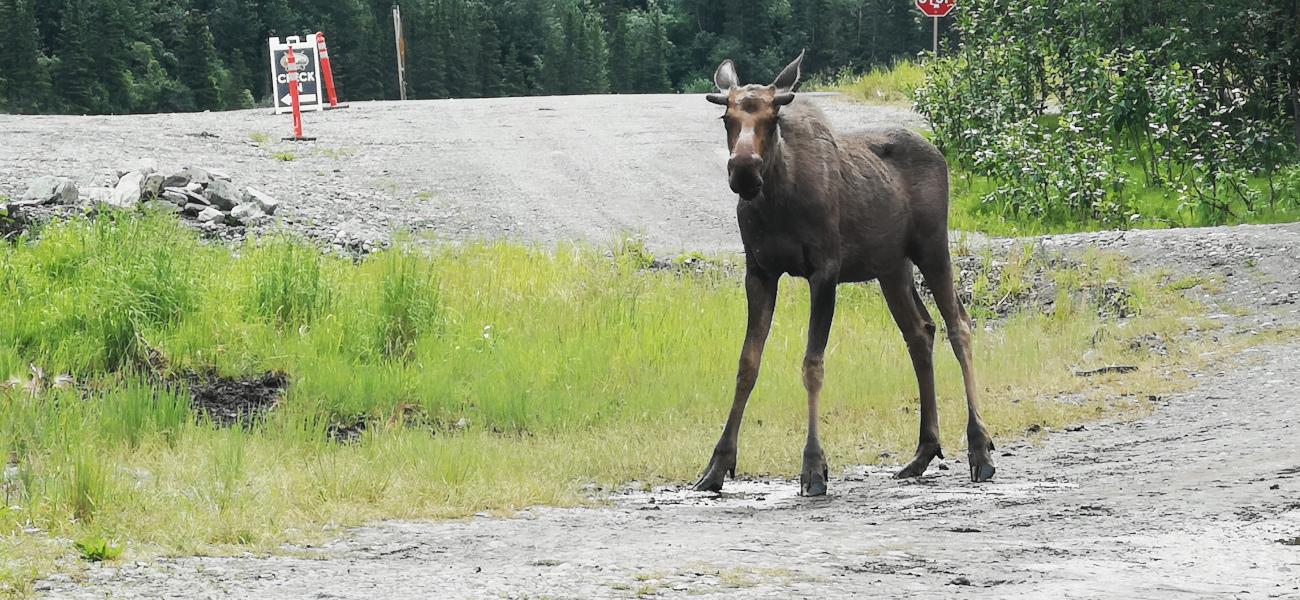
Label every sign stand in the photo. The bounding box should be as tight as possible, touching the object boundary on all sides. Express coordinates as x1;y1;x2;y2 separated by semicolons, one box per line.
915;0;955;55
282;46;316;141
268;35;324;114
933;16;939;54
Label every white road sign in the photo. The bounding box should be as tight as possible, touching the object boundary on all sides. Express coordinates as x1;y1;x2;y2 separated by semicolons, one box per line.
268;35;325;114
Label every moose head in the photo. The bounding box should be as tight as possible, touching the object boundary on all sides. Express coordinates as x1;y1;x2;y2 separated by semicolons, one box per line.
706;50;805;200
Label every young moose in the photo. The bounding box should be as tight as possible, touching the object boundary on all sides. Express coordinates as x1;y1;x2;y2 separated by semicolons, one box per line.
694;52;997;496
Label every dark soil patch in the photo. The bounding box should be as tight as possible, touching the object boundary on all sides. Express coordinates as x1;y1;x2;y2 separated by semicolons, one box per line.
326;417;367;443
183;370;288;427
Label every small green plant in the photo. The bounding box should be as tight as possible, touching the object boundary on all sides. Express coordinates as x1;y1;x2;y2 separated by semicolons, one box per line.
73;536;123;562
248;132;270;145
248;237;330;326
65;449;107;523
373;244;441;359
271;151;296;162
611;235;655;270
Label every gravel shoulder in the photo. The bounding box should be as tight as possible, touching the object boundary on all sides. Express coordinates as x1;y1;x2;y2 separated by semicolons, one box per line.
9;98;1300;598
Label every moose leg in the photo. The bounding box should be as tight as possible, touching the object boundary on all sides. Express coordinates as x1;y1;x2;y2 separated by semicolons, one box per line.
879;268;944;479
800;273;838;496
919;256;996;482
693;268;779;492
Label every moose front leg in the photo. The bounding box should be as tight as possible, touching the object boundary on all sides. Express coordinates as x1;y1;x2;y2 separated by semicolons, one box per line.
694;268;779;492
800;273;838;496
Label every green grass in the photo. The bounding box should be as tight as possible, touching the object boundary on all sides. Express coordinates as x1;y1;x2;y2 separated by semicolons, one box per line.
0;214;1217;595
949;164;1300;237
806;60;924;104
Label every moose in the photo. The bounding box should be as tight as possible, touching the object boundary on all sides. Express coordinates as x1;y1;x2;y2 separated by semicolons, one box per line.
694;51;997;496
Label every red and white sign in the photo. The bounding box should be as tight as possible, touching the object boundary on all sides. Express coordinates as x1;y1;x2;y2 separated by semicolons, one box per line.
916;0;955;17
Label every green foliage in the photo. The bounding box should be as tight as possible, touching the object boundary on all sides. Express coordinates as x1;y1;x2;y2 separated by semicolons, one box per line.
247;237;330;327
372;244;442;359
3;0;932;113
915;0;1300;229
542;0;609;95
73;536;123;562
806;60;924;104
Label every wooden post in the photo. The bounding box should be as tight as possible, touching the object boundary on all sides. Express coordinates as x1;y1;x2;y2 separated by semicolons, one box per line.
393;4;407;101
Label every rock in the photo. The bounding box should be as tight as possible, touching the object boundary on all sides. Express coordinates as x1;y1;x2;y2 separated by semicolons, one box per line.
230;203;267;225
196;207;226;223
184;181;204;194
243;187;280;215
165;186;208;207
88;170;122;188
160;169;191;189
203;167;233;181
109;171;146;208
181;167;212;188
123;158;159;175
203;179;241;211
333;221;382;252
141;199;181;214
80;187;114;205
142;173;164;198
161;189;189;206
20;176;78;205
182;203;208;217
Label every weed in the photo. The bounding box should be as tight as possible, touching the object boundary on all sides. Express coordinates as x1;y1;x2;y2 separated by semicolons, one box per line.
248;132;270;145
247;236;330;327
271;151;295;162
72;536;123;562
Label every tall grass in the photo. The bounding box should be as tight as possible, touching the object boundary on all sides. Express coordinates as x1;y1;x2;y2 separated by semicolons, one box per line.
0;214;1216;595
806;60;925;104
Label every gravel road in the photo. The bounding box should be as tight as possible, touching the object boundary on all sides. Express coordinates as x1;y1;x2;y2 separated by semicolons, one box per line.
0;94;919;253
8;97;1300;598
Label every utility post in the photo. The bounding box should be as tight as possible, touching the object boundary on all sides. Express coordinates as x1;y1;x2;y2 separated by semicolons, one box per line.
393;4;408;101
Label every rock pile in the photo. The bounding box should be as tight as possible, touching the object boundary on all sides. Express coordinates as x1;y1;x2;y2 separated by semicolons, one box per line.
4;161;280;229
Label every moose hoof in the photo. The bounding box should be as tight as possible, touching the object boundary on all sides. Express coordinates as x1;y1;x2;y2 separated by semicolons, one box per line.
968;440;997;483
893;442;944;479
692;450;736;492
800;453;829;497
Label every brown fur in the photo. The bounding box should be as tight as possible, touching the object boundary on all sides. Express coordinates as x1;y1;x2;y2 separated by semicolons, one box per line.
695;54;997;496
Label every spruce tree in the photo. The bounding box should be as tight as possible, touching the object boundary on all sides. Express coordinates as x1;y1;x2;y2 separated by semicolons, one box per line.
0;0;52;113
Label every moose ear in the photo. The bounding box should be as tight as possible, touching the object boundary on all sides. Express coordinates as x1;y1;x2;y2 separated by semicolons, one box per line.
772;49;805;94
714;59;739;91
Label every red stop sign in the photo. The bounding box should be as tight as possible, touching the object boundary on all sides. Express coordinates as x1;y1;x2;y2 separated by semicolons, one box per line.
916;0;955;17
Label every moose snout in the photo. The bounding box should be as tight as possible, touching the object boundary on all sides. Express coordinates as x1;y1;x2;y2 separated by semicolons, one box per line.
727;153;764;199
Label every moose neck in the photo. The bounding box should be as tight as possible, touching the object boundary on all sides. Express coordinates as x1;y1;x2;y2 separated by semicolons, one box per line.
756;121;790;204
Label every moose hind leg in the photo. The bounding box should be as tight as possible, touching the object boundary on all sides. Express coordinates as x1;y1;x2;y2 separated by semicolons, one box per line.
880;268;944;479
918;255;996;482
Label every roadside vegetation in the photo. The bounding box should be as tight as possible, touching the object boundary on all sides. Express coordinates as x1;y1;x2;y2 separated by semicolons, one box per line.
0;213;1218;594
819;11;1300;236
805;60;923;105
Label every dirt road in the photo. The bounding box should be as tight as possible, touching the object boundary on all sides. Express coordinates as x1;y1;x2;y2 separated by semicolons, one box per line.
0;94;918;254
